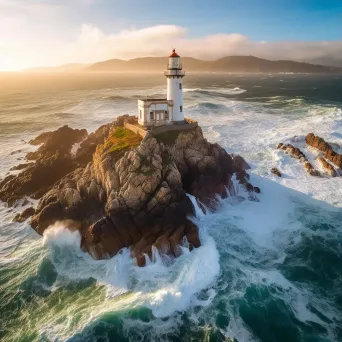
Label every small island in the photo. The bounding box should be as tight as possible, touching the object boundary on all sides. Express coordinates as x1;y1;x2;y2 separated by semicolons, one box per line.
0;50;258;266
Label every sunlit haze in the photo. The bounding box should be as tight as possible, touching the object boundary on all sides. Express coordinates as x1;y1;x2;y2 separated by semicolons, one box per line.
0;0;341;71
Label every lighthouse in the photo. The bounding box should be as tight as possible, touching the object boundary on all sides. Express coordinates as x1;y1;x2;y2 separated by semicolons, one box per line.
164;49;185;123
137;49;186;128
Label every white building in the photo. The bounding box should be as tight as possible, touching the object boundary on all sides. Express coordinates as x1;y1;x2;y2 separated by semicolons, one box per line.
138;49;185;128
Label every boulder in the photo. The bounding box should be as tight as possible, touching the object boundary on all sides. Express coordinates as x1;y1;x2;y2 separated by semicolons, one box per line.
271;167;281;177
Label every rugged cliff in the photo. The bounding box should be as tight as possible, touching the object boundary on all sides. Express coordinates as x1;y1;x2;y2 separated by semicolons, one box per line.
1;116;256;265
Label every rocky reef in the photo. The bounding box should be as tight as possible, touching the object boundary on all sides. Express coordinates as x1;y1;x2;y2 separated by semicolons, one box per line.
277;142;319;176
306;133;342;170
1;116;256;265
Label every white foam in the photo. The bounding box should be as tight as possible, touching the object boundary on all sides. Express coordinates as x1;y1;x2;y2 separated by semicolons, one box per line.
184;87;247;95
41;204;220;319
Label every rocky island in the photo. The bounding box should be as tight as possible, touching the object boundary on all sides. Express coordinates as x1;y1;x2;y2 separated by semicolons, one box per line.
0;115;256;266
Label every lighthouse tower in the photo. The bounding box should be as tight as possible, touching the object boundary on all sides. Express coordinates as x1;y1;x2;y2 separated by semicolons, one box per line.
164;49;185;123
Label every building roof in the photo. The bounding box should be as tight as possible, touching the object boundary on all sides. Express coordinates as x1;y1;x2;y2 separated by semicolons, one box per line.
169;49;180;58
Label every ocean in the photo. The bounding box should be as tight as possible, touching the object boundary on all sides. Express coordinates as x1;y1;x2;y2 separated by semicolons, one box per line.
0;72;341;342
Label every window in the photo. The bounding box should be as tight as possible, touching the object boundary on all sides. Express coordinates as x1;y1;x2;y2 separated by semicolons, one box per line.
165;111;169;119
180;106;183;112
150;111;154;120
179;83;182;90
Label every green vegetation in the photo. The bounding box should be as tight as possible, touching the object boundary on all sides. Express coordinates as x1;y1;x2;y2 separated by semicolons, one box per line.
97;127;142;155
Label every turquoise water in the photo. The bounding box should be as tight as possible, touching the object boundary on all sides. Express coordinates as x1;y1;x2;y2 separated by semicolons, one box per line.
0;73;341;341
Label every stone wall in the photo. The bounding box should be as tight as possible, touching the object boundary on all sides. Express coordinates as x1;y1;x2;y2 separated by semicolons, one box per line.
124;118;198;139
124;122;148;138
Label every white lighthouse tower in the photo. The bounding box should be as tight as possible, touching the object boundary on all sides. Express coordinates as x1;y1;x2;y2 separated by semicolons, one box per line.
164;49;185;123
137;49;187;128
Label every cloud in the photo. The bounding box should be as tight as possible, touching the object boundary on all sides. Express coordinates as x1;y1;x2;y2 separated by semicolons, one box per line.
68;24;342;67
1;23;341;70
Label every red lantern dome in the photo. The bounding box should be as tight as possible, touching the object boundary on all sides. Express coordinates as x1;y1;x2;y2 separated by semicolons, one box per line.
169;49;179;58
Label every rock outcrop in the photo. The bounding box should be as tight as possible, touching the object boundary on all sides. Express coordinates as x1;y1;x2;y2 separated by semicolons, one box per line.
306;133;342;169
0;126;87;205
1;116;256;265
317;157;336;177
271;167;281;177
277;143;319;176
0;121;121;205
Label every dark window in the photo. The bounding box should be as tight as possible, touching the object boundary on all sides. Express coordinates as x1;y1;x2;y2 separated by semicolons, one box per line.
180;106;183;112
165;111;169;119
179;83;182;90
150;111;154;120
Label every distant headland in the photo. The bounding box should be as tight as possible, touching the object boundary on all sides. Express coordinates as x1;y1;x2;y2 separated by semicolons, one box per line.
24;55;341;74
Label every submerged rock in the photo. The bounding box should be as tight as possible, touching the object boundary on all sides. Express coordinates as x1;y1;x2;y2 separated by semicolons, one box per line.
1;116;257;265
277;142;319;176
271;167;281;177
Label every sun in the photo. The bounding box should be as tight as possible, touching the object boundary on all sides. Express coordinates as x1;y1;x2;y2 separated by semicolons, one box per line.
0;56;24;71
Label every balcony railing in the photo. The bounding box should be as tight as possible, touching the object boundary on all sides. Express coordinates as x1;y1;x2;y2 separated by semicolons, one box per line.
164;69;185;77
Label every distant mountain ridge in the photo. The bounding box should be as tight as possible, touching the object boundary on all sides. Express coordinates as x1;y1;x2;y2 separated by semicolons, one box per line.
86;56;341;73
24;56;342;73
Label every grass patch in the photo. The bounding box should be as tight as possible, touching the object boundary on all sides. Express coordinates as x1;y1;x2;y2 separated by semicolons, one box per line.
97;127;142;155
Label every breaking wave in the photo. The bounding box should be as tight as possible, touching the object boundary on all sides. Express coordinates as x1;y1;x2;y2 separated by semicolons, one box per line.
184;87;247;96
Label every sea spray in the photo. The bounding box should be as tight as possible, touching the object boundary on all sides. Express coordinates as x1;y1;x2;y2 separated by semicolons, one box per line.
38;197;221;323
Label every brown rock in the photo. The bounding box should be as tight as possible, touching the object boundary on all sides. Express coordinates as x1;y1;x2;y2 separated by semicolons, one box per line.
13;207;35;223
306;133;342;169
253;187;261;194
317;157;336;177
271;167;281;177
10;162;34;171
304;162;319;176
277;142;319;176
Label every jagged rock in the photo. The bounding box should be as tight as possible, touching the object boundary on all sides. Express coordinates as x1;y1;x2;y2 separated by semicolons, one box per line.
253;186;261;194
74;122;115;164
28;125;88;160
277;142;319;176
304;161;319;176
0;126;89;205
13;207;35;223
1;116;258;266
271;167;281;177
284;144;306;160
231;155;259;194
317;157;336;177
306;133;342;169
10;162;34;171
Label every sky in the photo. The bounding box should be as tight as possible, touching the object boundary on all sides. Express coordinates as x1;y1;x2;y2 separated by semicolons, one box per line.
0;0;341;70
